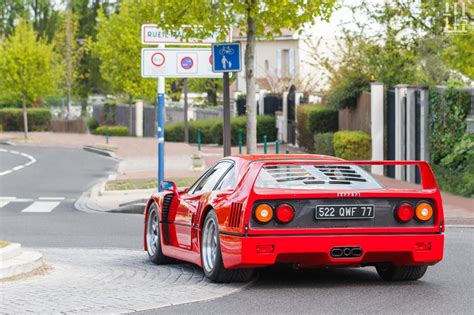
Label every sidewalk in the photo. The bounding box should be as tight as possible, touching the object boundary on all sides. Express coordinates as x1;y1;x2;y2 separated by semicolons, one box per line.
1;132;472;224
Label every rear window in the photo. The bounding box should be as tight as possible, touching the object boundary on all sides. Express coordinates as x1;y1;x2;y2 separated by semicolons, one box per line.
254;164;383;190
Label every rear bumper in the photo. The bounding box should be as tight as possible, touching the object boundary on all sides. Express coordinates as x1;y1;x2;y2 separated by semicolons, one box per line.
220;233;444;269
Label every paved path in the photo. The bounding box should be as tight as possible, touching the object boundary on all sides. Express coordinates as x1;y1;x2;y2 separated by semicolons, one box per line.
140;227;474;315
0;248;248;313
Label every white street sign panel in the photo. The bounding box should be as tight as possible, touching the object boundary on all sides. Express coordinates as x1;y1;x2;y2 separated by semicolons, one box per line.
141;24;220;45
141;48;222;78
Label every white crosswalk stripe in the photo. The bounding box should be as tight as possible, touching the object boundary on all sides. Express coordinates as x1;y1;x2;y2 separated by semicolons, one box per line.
0;200;11;208
21;201;61;213
0;197;69;213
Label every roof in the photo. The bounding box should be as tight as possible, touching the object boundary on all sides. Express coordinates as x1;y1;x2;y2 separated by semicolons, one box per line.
232;27;298;41
230;154;344;162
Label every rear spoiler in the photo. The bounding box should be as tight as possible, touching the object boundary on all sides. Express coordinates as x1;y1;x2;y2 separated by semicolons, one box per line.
256;160;438;191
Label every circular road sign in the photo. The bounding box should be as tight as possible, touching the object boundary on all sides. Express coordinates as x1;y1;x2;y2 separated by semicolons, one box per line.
151;52;165;67
181;56;194;70
209;55;213;65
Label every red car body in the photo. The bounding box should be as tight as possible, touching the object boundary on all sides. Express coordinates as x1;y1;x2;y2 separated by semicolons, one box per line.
144;155;444;280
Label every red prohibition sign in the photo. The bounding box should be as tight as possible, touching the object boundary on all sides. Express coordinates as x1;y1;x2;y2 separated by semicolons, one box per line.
151;52;165;67
209;54;213;65
181;56;194;69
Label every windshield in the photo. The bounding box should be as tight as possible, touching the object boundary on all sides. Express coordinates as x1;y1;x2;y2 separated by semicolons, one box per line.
254;164;383;190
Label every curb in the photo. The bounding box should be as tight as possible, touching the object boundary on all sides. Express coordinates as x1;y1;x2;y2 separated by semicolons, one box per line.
0;243;44;281
0;140;14;146
83;145;118;159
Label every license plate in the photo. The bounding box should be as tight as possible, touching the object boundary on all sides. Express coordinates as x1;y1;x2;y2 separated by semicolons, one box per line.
315;204;375;219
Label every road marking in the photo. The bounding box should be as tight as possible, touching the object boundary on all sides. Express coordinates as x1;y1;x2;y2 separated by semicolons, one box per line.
39;197;65;201
0;196;17;200
21;201;61;213
0;149;36;176
0;201;11;208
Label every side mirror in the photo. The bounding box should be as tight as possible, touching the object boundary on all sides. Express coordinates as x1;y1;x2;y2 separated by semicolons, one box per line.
161;181;177;193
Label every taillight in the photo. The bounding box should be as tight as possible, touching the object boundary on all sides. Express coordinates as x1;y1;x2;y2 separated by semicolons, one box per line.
275;204;295;224
415;202;433;222
255;204;273;223
396;203;414;222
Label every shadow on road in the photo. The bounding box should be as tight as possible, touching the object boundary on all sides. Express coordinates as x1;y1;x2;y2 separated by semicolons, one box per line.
255;265;426;288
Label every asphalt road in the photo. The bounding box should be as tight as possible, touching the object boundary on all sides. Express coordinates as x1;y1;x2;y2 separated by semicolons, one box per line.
144;227;473;315
0;144;143;249
1;144;473;314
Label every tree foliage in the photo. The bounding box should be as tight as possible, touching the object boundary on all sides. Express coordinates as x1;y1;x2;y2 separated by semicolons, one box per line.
93;0;162;99
0;20;60;106
156;0;335;152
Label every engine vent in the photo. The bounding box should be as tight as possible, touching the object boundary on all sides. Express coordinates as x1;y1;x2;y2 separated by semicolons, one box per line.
229;202;243;228
314;165;367;184
161;193;174;222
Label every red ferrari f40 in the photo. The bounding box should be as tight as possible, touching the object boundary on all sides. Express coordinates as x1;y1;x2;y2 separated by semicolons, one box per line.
144;155;444;282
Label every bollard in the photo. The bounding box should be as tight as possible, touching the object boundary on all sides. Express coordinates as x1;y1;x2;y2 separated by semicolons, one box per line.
197;128;201;151
263;135;267;154
105;126;109;144
286;146;289;154
275;139;279;154
239;128;243;154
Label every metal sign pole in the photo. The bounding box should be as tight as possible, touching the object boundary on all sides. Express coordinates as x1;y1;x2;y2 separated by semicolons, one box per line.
223;72;231;157
157;44;165;192
184;78;189;143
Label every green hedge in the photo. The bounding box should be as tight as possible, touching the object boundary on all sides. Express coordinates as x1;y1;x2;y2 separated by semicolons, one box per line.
433;134;474;197
165;115;276;145
307;106;339;133
87;118;99;132
314;132;335;156
0;108;51;131
93;125;129;136
333;131;371;160
296;105;338;151
428;87;472;197
429;87;470;164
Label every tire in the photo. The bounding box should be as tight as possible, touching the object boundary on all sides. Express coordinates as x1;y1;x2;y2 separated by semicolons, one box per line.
146;204;173;264
201;210;254;283
376;263;428;281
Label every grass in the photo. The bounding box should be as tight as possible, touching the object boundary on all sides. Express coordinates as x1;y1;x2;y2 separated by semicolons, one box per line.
0;240;11;248
105;176;199;191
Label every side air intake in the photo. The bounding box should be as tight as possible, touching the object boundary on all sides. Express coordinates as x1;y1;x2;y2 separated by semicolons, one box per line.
229;202;243;228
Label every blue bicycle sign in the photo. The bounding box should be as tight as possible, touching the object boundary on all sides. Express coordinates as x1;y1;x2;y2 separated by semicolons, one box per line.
219;45;234;56
212;42;241;73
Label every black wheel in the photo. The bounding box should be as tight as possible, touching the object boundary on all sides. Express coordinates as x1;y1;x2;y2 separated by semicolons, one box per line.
201;210;254;283
146;203;173;264
376;263;428;281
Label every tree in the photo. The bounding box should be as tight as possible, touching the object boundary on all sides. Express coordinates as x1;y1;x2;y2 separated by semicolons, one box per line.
443;27;474;80
94;0;167;133
189;78;223;106
94;0;159;99
0;20;59;138
0;0;26;37
159;0;335;153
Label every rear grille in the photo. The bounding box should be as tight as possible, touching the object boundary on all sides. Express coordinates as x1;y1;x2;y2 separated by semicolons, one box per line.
314;165;367;184
229;202;243;228
161;193;174;222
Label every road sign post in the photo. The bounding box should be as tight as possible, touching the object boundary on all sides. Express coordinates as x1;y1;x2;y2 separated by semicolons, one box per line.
141;24;228;191
212;43;241;157
184;78;189;143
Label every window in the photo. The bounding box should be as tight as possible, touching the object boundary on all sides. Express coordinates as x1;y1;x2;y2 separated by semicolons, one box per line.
254;164;382;190
281;49;289;77
189;161;232;195
215;166;237;191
